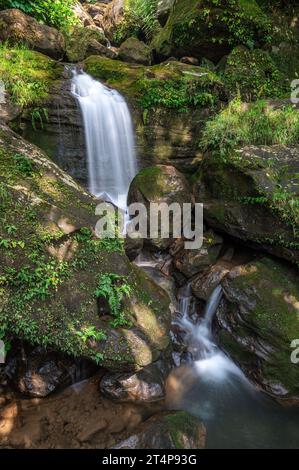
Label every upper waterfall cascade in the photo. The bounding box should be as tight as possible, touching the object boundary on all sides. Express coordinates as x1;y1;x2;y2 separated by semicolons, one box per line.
71;71;137;210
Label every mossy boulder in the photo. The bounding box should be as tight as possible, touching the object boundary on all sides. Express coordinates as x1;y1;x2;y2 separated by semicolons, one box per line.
217;257;299;403
0;9;65;60
128;165;193;249
114;411;206;449
65;25;112;62
151;0;272;62
0;124;171;372
119;37;152;65
196;145;299;265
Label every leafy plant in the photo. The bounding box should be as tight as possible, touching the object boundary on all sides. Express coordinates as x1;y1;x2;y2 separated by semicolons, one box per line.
12;153;35;176
76;325;107;343
200;98;299;158
0;0;78;31
95;273;132;327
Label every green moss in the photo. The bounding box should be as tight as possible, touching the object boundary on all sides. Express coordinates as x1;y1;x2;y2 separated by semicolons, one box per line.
0;43;63;108
222;47;288;100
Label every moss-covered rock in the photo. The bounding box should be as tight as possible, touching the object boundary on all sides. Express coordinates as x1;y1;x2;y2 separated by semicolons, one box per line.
196;145;299;265
119;37;152;65
114;411;206;449
151;0;272;62
217;257;299;403
65;25;112;62
128;165;193;249
0;124;171;372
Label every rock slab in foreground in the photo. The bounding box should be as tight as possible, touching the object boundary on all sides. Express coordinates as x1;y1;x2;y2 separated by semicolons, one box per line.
114;411;206;449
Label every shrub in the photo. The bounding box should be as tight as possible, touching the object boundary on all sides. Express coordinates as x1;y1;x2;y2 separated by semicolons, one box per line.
0;0;78;31
200;98;299;157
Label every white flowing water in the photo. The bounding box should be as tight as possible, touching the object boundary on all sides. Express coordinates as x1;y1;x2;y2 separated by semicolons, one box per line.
179;285;246;383
71;71;137;210
168;285;299;448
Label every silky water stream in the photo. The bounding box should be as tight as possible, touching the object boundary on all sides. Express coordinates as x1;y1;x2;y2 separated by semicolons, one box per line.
166;282;299;449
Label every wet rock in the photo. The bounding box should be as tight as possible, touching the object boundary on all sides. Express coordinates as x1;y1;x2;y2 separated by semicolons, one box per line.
191;262;230;301
9;346;97;398
114;411;206;449
119;37;153;65
100;360;172;403
0;9;65;60
174;230;223;278
217;257;299;404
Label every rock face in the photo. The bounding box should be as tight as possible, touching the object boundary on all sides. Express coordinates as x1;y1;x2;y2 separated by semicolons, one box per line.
114;411;206;449
196;146;299;265
128;165;194;249
100;360;171;403
0;9;65;60
0;124;171;372
20;75;88;187
217;257;299;403
119;37;153;65
152;0;271;62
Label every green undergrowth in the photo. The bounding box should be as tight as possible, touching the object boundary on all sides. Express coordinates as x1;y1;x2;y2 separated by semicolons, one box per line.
0;43;62;108
0;0;78;31
200;98;299;158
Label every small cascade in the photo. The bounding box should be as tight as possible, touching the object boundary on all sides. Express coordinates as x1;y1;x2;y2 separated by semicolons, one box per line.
178;285;246;383
71;71;137;210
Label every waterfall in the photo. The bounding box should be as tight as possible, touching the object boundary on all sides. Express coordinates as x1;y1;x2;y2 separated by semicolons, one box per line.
179;285;246;383
71;71;137;210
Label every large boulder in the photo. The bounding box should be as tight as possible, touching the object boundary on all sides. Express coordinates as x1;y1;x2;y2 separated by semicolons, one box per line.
152;0;272;62
217;257;299;403
128;165;194;249
65;25;112;62
0;9;65;60
196;146;299;265
0;124;171;372
114;411;206;449
119;37;152;65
